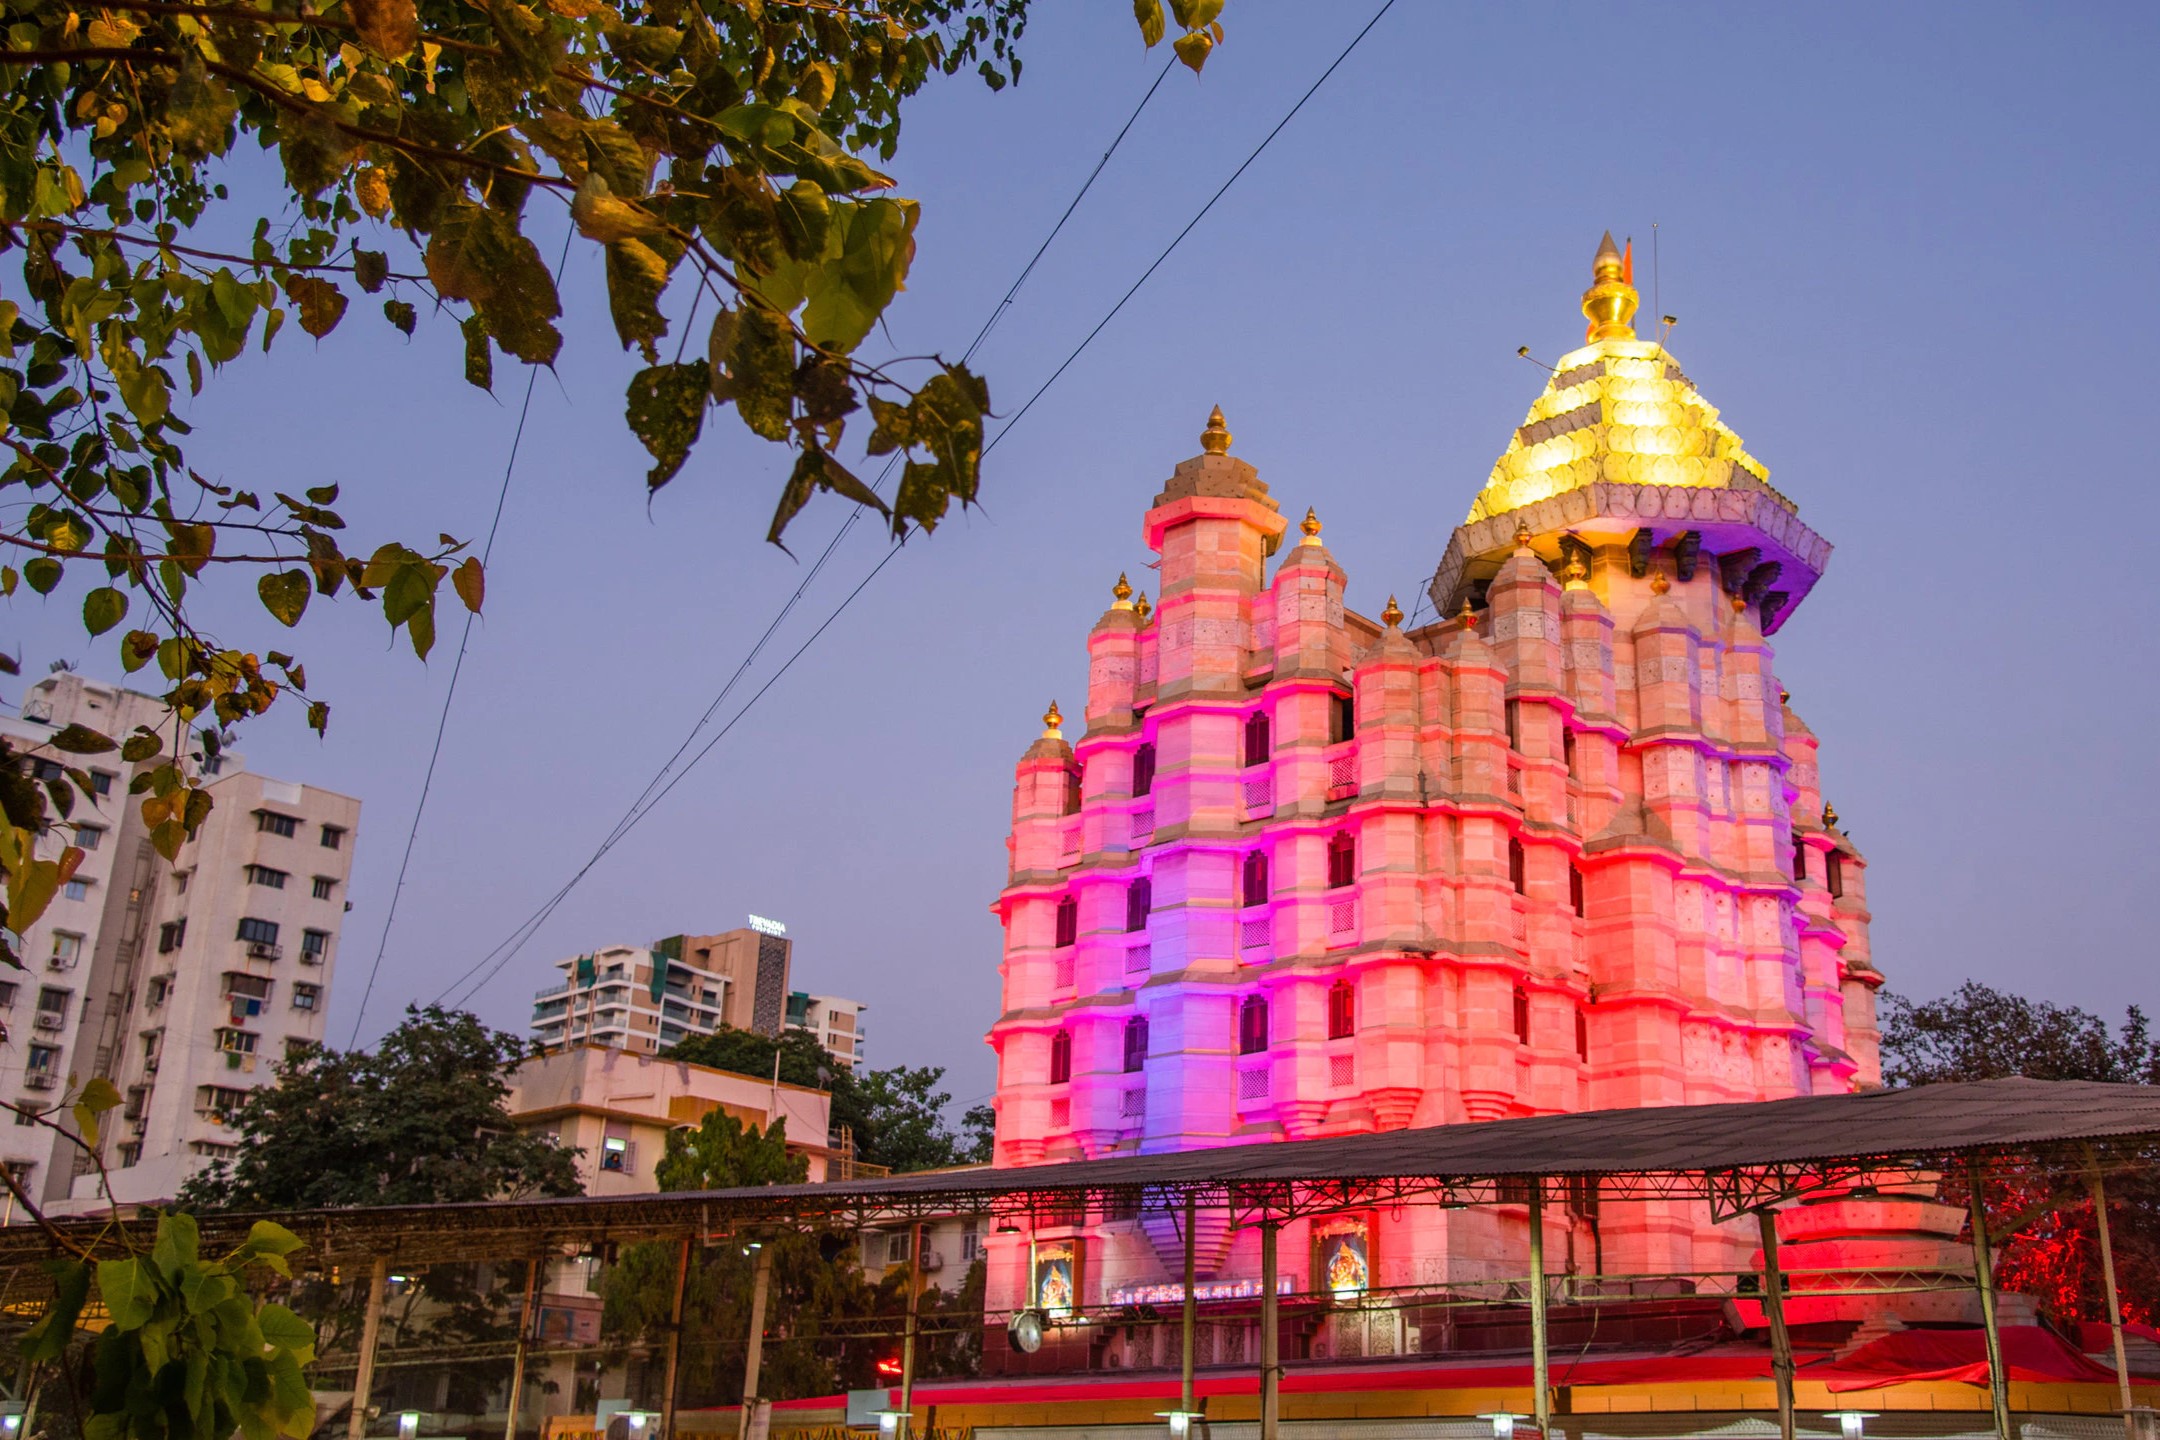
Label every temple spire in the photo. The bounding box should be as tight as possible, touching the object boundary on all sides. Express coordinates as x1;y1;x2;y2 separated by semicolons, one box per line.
1582;230;1639;342
1201;404;1232;455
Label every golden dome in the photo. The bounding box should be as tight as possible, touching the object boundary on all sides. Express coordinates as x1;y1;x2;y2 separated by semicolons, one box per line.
1300;507;1322;546
1381;595;1403;627
1201;405;1232;455
1042;700;1063;736
1112;572;1134;609
1134;591;1152;621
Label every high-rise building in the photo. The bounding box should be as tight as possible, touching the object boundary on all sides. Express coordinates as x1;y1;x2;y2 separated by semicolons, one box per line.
0;671;359;1212
530;924;792;1053
986;237;1883;1343
787;991;869;1071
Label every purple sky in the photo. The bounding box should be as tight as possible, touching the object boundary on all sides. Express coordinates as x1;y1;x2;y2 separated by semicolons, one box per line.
10;2;2157;1113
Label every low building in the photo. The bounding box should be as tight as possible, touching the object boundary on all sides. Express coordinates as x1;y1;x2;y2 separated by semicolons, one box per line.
0;671;359;1213
787;991;869;1071
530;926;792;1053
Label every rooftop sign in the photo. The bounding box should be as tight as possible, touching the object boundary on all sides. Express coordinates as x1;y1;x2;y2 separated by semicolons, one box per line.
747;914;788;937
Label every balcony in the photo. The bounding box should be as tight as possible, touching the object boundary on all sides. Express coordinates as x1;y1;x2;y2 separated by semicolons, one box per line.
23;1071;57;1091
1241;772;1275;821
1326;747;1358;801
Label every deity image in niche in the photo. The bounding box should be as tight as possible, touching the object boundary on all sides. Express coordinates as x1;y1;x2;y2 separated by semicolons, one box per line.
1034;1242;1078;1317
1314;1219;1370;1300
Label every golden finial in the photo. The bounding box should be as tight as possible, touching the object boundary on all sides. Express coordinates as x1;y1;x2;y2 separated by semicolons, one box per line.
1134;591;1152;621
1779;686;1791;705
1042;700;1064;736
1458;595;1477;629
1823;802;1839;829
1649;568;1670;596
1300;507;1322;546
1112;572;1134;610
1563;553;1589;590
1581;231;1639;343
1730;590;1749;614
1514;519;1533;552
1381;595;1403;627
1201;404;1232;455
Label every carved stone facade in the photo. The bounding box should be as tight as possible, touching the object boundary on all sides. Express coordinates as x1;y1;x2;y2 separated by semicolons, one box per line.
984;238;1883;1344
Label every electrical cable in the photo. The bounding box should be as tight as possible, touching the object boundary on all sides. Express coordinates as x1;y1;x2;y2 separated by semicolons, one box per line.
439;2;1400;1008
346;227;574;1045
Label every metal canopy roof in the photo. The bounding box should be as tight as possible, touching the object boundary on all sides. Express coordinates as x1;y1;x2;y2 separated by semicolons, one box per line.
6;1077;2155;1270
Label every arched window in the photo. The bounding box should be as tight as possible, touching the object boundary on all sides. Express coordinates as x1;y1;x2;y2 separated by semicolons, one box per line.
1125;877;1151;932
1508;836;1527;895
1327;980;1355;1040
1238;995;1270;1055
1049;1029;1072;1085
1054;895;1078;949
1132;741;1157;798
1513;985;1531;1045
1569;864;1585;918
1327;832;1356;890
1243;710;1272;768
1122;1015;1149;1073
1241;850;1270;908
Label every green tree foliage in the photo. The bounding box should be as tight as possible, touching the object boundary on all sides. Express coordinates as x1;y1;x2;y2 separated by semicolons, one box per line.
1881;981;2159;1324
960;1100;994;1164
178;1003;581;1209
0;0;1232;870
657;1107;806;1189
661;1026;976;1172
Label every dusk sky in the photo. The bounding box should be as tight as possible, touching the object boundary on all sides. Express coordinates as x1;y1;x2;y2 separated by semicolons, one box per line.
8;1;2156;1114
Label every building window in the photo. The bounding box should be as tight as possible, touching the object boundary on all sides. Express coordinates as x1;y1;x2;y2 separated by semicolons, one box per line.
1124;877;1151;933
1509;837;1527;895
1826;849;1845;899
158;920;186;954
63;878;89;901
173;871;190;895
1053;895;1077;949
599;1136;632;1172
1132;741;1156;798
1505;699;1522;752
254;810;299;838
1562;727;1577;779
1791;836;1807;883
1241;850;1270;908
1329;691;1355;744
1238;995;1270;1055
26;1044;59;1072
146;975;169;1009
49;932;83;969
1049;1029;1072;1085
89;770;114;797
244;864;289;890
1122;1016;1149;1073
300;929;329;961
1243;711;1271;768
1513;985;1531;1046
29;759;65;783
214;1028;259;1054
1327;980;1355;1040
72;824;103;852
311;876;335;901
0;982;15;1007
1575;1008;1590;1063
1570;864;1585;918
36;988;69;1023
1063;765;1082;816
319;824;345;849
195;1085;249;1121
236;917;280;946
222;973;273;1008
1327;832;1355;890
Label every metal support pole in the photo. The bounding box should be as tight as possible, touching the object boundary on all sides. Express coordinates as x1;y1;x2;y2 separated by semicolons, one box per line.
1180;1194;1198;1419
659;1236;690;1440
2086;1160;2136;1440
899;1221;924;1440
1757;1209;1797;1440
1259;1219;1280;1440
1967;1161;2015;1440
1528;1183;1551;1440
347;1257;389;1440
504;1258;541;1440
739;1245;774;1440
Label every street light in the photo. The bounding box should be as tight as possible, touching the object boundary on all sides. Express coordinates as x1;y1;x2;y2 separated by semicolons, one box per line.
1153;1409;1205;1436
1479;1412;1527;1440
1827;1413;1877;1440
873;1409;911;1437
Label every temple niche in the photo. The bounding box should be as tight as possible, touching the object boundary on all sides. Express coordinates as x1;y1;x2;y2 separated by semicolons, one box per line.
984;235;1884;1364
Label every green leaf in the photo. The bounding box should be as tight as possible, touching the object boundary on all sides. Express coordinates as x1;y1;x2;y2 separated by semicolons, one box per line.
775;180;832;262
383;299;417;337
24;557;62;594
453;558;484;615
282;277;348;339
20;1260;91;1362
353;250;389;294
152;1209;201;1275
714;304;794;441
801;199;917;353
1134;0;1166;47
255;1302;315;1361
461;315;493;391
83;587;129;637
382;563;430;628
51;723;118;754
257;570;311;627
604;240;672;360
96;1257;157;1330
121;730;162;762
624;362;711;490
73;1077;121;1151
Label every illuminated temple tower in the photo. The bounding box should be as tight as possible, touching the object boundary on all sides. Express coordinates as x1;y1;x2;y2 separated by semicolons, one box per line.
985;235;1884;1359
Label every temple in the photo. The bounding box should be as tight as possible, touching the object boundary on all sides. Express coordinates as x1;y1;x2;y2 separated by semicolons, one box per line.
984;234;1896;1366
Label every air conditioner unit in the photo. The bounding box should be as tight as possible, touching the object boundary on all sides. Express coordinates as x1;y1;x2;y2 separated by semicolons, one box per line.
47;956;76;971
33;1013;64;1032
23;1072;57;1091
245;942;282;961
919;1250;945;1274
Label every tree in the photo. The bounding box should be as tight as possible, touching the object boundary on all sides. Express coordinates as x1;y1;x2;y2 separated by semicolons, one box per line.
855;1063;966;1172
1880;981;2159;1324
960;1100;994;1164
0;0;1235;873
178;1003;581;1209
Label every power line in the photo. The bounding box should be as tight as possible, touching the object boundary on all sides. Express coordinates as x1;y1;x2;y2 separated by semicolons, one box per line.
442;1;1399;1009
347;228;574;1045
428;59;1180;1012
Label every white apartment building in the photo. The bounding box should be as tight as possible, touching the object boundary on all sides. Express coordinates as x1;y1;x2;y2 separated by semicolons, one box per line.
530;925;792;1053
0;671;360;1212
786;991;869;1072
